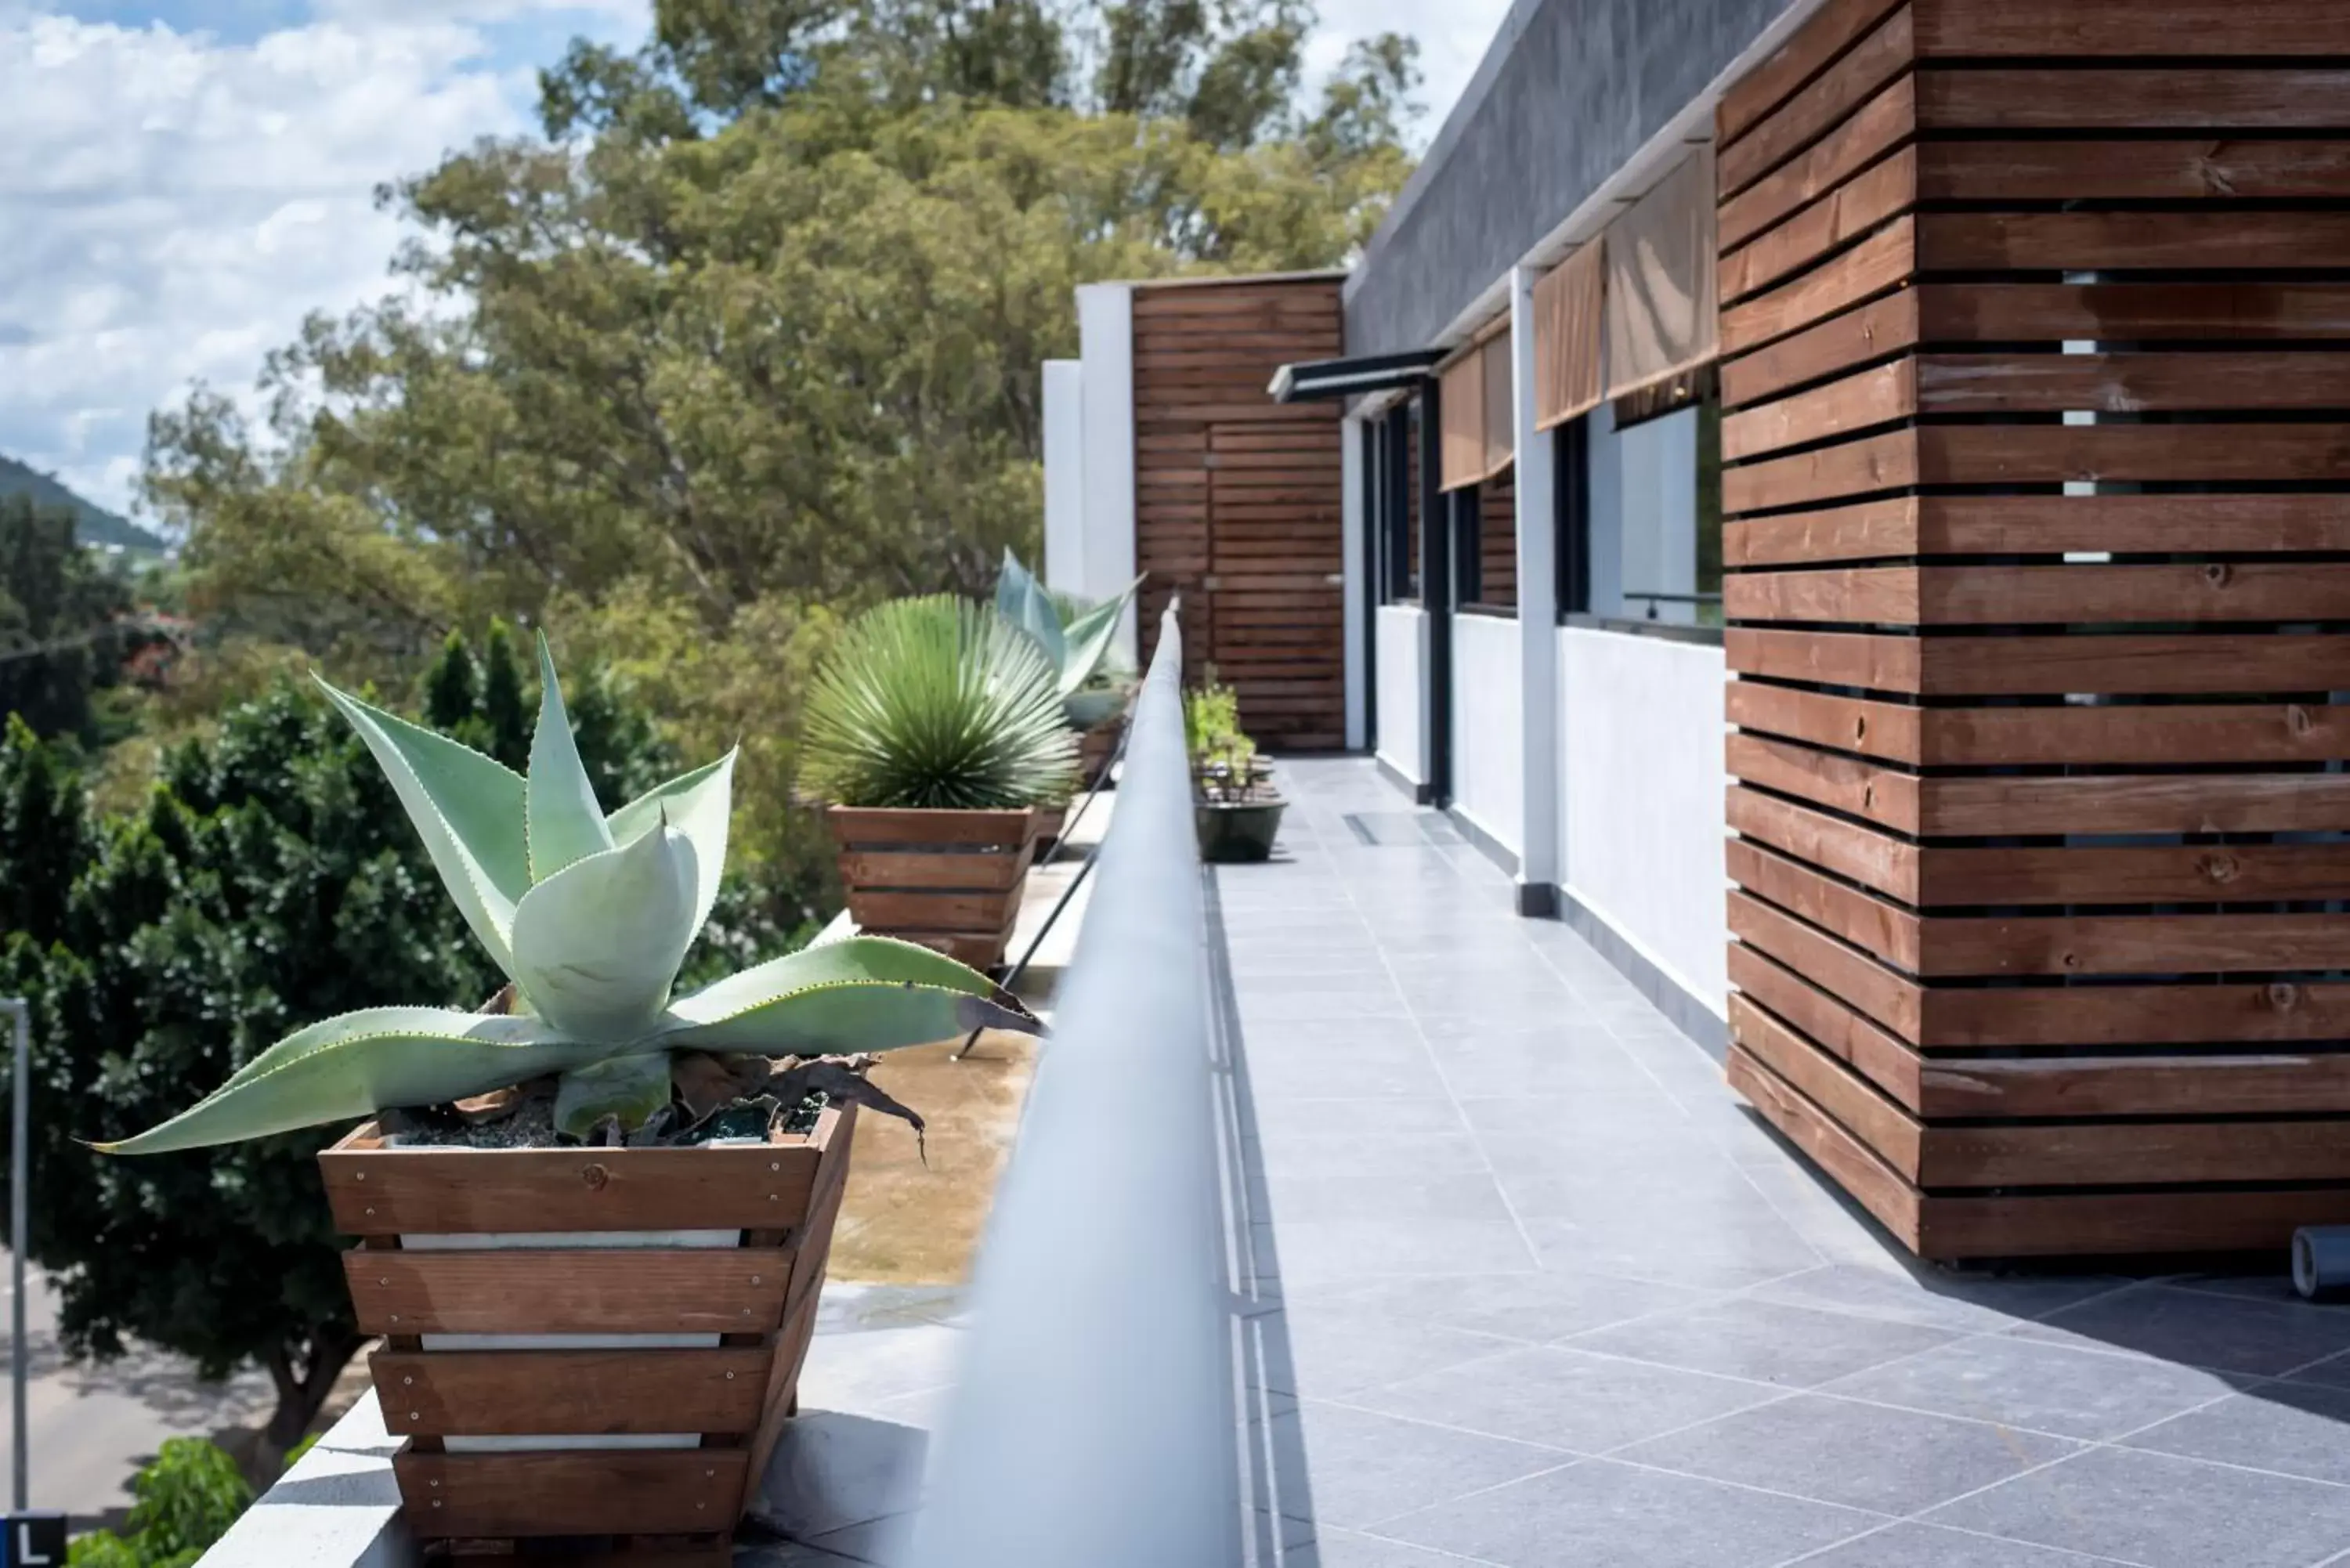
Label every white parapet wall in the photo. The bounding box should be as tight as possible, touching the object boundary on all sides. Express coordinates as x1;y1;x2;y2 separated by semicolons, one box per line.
1042;359;1085;594
1374;603;1426;787
1557;626;1728;1018
1450;611;1524;858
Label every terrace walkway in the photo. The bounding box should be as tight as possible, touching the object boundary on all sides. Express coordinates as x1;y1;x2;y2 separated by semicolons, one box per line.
751;756;2350;1568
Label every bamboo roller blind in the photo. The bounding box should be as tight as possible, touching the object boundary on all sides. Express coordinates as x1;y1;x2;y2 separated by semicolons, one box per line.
1439;334;1514;491
1534;240;1605;431
1603;144;1719;401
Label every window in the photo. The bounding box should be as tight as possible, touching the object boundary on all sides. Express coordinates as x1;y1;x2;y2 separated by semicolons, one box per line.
1372;401;1422;604
1564;365;1723;633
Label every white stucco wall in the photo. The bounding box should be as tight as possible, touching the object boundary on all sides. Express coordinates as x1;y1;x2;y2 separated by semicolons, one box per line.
1450;611;1523;855
1041;359;1084;594
1075;283;1137;656
1558;626;1728;1017
1375;603;1426;786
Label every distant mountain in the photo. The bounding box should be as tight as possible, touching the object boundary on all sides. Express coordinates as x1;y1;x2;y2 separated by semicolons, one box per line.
0;454;169;553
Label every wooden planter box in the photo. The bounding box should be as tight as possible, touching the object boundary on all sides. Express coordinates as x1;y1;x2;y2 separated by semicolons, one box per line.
319;1103;859;1561
1079;716;1123;782
829;806;1038;970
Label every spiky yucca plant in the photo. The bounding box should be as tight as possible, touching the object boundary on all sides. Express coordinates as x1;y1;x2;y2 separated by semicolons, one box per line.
798;594;1077;811
105;634;1036;1154
994;552;1140;732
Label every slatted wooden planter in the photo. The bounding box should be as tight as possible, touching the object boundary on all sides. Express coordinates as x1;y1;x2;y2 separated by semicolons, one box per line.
828;806;1039;970
1716;0;2350;1258
320;1104;858;1563
1079;713;1124;781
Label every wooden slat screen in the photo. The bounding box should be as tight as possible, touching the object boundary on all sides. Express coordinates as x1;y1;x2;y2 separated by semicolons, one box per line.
1534;241;1606;431
1130;276;1346;750
1477;464;1517;610
1437;349;1485;491
1715;0;2350;1262
1605;144;1720;400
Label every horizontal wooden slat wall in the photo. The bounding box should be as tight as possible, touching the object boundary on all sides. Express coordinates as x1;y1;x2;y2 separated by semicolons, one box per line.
1716;0;2350;1259
1133;276;1345;749
1478;465;1517;610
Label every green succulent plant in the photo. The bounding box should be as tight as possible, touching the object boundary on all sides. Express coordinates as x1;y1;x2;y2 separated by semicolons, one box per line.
797;594;1078;811
104;634;1036;1154
994;551;1141;732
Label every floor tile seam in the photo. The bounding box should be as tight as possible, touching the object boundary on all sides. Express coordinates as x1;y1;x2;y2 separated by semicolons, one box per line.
1342;1454;1588;1534
1297;1389;1590;1456
1770;1516;2155;1568
1578;1452;1901;1519
1333;1525;1519;1567
1296;795;1547;1271
1985;1314;2350;1381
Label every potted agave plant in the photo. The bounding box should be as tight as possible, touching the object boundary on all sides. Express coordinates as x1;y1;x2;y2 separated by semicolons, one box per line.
994;551;1141;797
104;635;1037;1559
1188;677;1285;863
801;594;1078;970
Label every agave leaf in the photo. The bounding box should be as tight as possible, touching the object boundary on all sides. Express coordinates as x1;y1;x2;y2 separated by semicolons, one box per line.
993;547;1038;623
511;822;700;1040
526;631;615;883
316;677;529;975
553;1052;674;1140
99;1008;599;1155
1056;574;1142;695
996;550;1066;672
606;749;736;941
655;935;1039;1053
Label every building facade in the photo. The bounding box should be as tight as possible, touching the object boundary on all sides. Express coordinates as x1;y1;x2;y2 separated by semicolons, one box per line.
1050;0;2350;1260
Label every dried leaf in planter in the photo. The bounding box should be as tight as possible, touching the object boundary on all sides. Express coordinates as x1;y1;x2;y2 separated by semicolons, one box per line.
671;1052;776;1124
451;1076;552;1126
767;1057;929;1165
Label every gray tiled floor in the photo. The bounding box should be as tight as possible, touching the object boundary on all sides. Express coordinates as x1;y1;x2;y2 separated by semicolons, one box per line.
1225;759;2350;1568
747;757;2350;1567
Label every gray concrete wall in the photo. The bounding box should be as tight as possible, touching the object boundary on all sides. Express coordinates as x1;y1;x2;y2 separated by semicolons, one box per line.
1345;0;1791;357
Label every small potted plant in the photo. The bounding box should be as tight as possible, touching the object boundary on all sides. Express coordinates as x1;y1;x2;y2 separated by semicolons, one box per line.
801;594;1079;970
104;634;1039;1557
995;551;1140;794
1188;677;1285;863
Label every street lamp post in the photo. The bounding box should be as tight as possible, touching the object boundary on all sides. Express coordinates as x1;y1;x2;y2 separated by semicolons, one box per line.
3;998;25;1512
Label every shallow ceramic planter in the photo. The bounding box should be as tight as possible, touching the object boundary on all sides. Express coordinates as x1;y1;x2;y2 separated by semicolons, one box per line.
319;1103;858;1559
828;805;1039;970
1195;797;1285;863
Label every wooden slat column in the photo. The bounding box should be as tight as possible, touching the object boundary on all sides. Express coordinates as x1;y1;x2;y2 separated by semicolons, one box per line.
1716;0;2350;1259
1131;276;1346;750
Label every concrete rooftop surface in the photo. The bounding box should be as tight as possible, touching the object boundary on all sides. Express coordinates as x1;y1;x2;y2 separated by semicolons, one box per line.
750;756;2350;1568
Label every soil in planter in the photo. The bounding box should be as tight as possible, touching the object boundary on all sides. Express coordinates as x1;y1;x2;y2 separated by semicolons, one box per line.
379;1053;923;1151
385;1089;831;1148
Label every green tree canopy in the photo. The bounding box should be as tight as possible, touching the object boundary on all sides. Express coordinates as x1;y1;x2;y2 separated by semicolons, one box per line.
0;495;139;746
139;0;1416;904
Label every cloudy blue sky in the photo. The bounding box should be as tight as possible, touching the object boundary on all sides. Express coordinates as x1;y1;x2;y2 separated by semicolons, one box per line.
0;0;1498;522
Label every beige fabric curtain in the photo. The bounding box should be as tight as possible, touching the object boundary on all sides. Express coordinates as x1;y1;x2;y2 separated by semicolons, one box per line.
1480;335;1513;478
1603;144;1719;400
1534;240;1605;430
1438;349;1484;492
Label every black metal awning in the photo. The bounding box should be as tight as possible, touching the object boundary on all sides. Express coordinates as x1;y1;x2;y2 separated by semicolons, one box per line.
1266;348;1443;403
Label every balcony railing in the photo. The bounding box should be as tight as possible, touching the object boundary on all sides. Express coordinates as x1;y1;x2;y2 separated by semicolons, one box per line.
197;605;1237;1567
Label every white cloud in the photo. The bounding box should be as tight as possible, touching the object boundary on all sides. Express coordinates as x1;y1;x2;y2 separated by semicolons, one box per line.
1303;0;1507;153
0;3;645;516
1;0;1487;518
